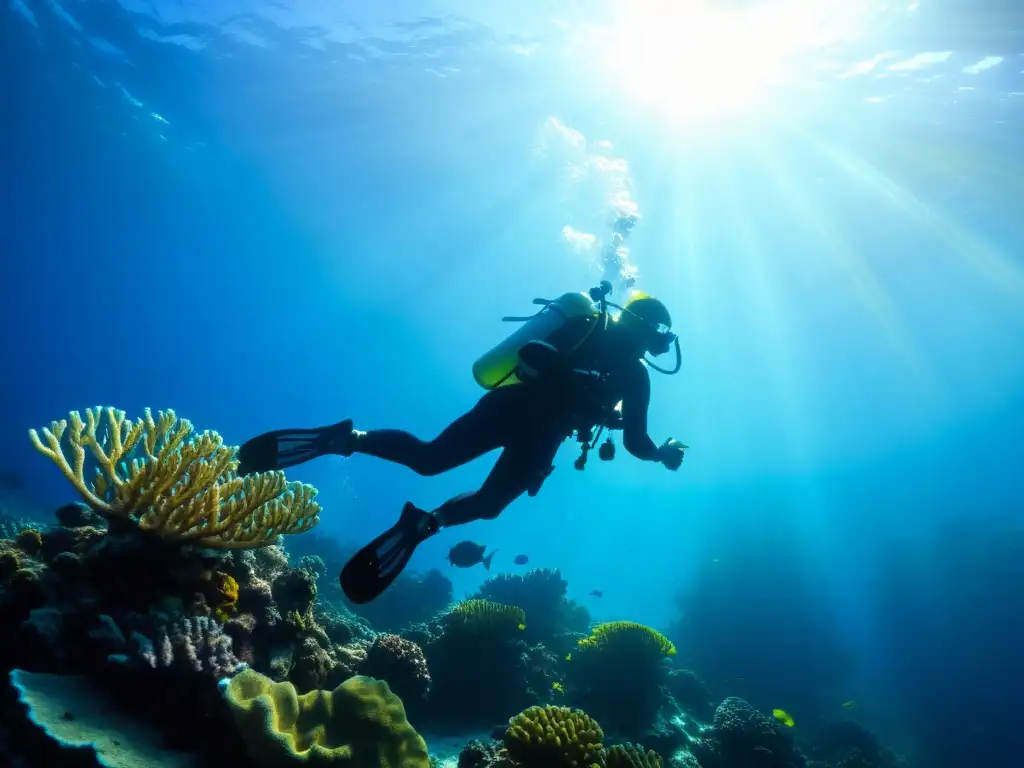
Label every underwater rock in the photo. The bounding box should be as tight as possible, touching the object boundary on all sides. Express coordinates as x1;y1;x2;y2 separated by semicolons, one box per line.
457;739;503;768
805;720;884;768
691;697;806;768
665;668;716;723
272;567;317;617
53;502;106;529
362;633;432;704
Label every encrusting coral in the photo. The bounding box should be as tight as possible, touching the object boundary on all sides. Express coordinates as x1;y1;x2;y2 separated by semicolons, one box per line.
221;666;430;767
28;407;321;549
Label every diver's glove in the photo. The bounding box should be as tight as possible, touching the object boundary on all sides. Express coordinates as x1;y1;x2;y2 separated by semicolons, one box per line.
657;438;687;471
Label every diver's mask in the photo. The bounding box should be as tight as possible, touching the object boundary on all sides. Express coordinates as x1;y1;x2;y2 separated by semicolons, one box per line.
645;322;676;357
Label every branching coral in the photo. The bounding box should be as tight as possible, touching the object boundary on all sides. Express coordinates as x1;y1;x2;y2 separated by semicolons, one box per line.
29;407;320;549
127;615;241;680
504;705;605;768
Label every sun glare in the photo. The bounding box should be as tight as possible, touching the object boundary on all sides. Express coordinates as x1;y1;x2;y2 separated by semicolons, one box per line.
598;0;879;122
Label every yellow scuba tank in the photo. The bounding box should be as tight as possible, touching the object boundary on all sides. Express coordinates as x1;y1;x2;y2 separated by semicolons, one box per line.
472;291;601;389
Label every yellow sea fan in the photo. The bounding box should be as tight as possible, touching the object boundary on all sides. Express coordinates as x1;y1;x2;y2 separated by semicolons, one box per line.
28;407;320;549
577;621;677;657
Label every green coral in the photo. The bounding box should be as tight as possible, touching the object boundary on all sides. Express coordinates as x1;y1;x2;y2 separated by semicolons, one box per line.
14;528;43;555
577;622;676;658
29;407;320;549
221;667;430;767
603;744;663;768
444;599;526;634
0;549;21;580
504;705;605;768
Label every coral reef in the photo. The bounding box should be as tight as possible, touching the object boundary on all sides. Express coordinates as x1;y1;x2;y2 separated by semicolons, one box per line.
566;622;676;738
362;633;432;704
222;666;430;767
665;668;716;723
0;429;910;768
691;697;805;768
474;569;590;649
288;531;453;632
503;704;605;767
604;743;664;768
29;407;320;548
418;600;532;729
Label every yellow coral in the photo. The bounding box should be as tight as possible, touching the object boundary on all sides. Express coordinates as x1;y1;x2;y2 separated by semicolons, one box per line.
602;744;663;768
577;622;676;658
221;667;430;767
212;571;239;622
28;407;320;549
444;599;526;635
504;705;605;768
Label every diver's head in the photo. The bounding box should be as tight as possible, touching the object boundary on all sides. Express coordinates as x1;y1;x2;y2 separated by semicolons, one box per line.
615;293;675;358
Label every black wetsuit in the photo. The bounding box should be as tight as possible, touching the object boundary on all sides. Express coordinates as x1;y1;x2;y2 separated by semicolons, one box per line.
350;321;659;526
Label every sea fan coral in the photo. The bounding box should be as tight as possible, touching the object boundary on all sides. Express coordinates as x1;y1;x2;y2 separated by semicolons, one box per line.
29;407;320;549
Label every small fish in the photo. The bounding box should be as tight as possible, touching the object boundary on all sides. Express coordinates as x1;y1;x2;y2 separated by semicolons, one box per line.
772;709;795;727
513;554;529;565
517;623;527;631
552;682;564;693
565;653;572;662
712;558;720;563
841;700;857;710
590;590;603;598
754;746;773;755
447;541;495;569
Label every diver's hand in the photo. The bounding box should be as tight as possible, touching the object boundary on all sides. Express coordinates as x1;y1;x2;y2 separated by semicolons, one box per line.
657;439;686;471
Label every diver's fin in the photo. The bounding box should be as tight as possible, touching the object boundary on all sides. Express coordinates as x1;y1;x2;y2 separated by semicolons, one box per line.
237;419;354;475
340;503;438;604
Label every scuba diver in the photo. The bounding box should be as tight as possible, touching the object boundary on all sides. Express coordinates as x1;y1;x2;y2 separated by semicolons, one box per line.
236;282;687;604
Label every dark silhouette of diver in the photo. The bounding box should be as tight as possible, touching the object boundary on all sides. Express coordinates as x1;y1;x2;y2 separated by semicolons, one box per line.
237;283;687;604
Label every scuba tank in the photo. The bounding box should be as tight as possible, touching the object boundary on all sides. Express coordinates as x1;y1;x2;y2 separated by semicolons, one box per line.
472;287;609;390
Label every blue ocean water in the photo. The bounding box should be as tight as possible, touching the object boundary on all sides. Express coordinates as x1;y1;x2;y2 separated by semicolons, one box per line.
1;1;1022;765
